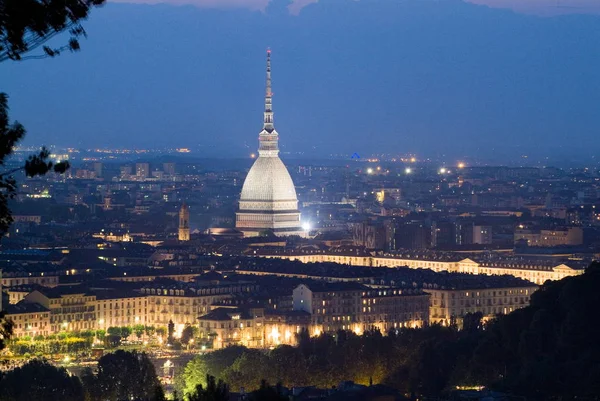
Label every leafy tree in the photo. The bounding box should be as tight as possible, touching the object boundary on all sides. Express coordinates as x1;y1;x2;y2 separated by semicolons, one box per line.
187;375;229;401
87;350;162;401
133;324;146;339
120;326;132;339
145;325;156;336
462;312;484;333
156;326;167;338
222;350;271;392
0;0;105;62
181;324;198;345
0;358;84;401
182;346;246;396
0;311;14;350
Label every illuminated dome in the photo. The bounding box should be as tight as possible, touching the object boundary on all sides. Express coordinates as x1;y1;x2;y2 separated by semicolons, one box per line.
240;157;298;206
235;50;303;237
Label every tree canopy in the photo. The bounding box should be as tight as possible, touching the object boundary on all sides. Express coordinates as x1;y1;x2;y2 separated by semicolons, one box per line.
0;359;84;401
84;350;164;401
0;0;105;62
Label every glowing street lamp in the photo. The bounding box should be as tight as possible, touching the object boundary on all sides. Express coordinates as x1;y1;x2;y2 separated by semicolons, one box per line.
439;168;447;174
457;162;466;169
405;167;412;174
366;168;374;174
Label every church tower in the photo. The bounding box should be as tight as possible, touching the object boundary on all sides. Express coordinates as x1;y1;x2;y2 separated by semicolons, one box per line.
178;203;190;241
235;50;302;237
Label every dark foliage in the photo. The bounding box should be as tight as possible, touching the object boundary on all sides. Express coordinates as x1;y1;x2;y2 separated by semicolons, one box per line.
0;0;105;61
0;311;14;351
247;380;287;401
187;374;229;401
84;350;163;401
0;359;84;401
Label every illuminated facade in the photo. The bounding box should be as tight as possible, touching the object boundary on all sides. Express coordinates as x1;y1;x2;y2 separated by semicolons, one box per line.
24;289;97;333
236;50;302;237
292;283;429;336
264;253;583;285
178;203;190;241
197;306;310;349
95;292;148;329
1;272;59;288
514;227;583;247
428;285;538;326
5;302;51;338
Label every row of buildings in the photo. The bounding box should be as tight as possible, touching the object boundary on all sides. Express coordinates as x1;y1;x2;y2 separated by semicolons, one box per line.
257;249;584;285
3;266;538;350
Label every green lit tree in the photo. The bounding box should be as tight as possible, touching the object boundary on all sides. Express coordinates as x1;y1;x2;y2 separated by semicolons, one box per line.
187;375;229;401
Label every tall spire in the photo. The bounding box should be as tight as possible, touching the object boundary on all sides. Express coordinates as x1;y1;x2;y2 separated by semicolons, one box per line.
258;48;279;157
263;48;274;132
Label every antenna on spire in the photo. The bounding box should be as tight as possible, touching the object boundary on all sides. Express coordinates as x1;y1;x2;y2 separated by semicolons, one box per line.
263;47;274;132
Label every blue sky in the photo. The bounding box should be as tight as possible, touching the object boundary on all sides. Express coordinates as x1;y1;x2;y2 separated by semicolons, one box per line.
113;0;600;16
2;0;600;162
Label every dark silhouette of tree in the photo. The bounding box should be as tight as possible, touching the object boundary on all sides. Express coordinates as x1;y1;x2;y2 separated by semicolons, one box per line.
0;359;84;401
462;311;484;333
86;350;162;401
0;0;105;62
247;380;287;401
181;324;198;345
187;375;229;401
0;310;13;350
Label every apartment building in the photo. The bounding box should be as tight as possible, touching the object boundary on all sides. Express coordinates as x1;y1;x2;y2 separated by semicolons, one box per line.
428;284;538;326
292;282;430;336
5;301;51;338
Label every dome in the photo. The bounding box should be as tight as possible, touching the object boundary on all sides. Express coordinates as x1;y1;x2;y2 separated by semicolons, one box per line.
240;156;298;203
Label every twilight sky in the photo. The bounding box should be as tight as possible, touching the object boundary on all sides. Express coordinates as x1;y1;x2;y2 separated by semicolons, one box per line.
2;0;600;161
111;0;600;15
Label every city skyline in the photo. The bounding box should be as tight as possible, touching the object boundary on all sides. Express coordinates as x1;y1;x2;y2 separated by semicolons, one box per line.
2;1;600;399
2;0;600;161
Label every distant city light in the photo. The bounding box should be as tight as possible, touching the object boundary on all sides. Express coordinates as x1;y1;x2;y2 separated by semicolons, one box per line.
366;168;374;174
250;153;256;159
457;162;465;169
410;157;416;163
302;222;312;231
439;168;447;174
405;168;412;174
376;166;381;171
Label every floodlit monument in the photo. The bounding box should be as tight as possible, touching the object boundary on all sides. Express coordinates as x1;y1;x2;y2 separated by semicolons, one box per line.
235;50;303;237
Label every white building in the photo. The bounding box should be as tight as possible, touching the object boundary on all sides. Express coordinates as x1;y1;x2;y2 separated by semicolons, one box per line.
236;50;303;237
